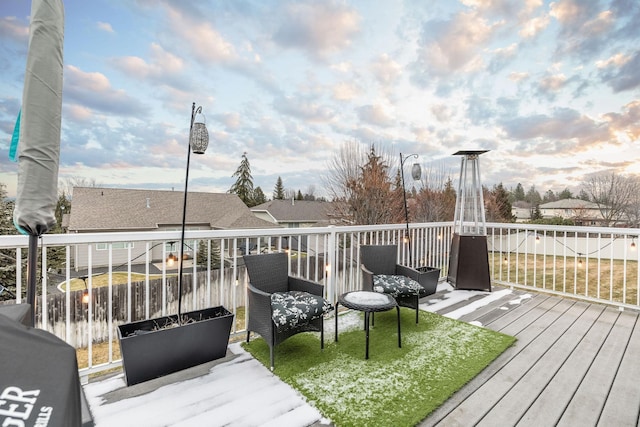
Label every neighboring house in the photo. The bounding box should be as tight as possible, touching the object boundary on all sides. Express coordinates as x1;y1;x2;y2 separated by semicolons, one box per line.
511;201;532;223
250;199;338;228
249;199;343;256
539;198;606;226
66;187;278;270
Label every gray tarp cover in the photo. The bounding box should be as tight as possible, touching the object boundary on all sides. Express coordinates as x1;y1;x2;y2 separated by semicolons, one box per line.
0;313;81;426
14;0;64;236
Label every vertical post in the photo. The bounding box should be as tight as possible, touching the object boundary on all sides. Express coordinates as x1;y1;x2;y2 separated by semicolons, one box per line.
400;153;420;266
400;153;411;265
26;234;38;327
178;102;196;321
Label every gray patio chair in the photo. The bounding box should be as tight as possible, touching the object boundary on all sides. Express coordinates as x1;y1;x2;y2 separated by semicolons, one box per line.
243;252;333;370
360;244;439;324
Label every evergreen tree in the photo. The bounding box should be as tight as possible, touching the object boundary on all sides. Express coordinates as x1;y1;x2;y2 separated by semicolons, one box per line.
54;191;71;232
228;152;255;207
513;183;525;201
0;183;19;300
543;189;557;203
578;189;591;201
558;188;573;199
273;176;285;200
494;183;514;222
348;146;395;225
530;204;542;220
296;190;303;200
253;186;267;205
525;185;542;205
197;240;222;269
0;183;13;235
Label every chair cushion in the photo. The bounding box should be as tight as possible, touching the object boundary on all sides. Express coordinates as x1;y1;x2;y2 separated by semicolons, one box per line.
373;274;423;298
271;291;333;330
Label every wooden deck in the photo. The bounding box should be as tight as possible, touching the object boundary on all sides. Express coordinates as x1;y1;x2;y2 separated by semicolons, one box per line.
84;285;640;426
420;286;640;427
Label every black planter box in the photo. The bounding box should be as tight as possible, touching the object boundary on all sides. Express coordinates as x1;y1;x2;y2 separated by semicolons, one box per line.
414;266;440;296
117;306;234;386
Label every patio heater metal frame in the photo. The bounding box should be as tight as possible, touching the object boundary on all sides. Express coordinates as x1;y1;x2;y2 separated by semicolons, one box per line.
447;150;491;291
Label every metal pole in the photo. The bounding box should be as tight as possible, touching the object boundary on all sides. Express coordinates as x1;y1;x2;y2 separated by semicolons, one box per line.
400;153;411;264
178;102;196;321
400;153;419;266
26;234;38;327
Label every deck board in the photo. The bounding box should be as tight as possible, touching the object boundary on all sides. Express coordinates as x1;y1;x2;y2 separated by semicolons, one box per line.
515;304;612;427
420;287;640;427
84;284;640;427
478;302;596;426
556;308;633;426
597;313;640;427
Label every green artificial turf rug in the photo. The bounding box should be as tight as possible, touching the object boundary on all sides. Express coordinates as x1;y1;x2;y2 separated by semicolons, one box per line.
243;309;516;427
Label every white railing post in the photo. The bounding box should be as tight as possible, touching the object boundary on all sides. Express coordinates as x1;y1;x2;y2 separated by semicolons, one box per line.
326;226;337;304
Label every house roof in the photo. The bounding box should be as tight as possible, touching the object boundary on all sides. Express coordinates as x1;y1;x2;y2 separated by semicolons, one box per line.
251;199;333;223
67;187;278;232
540;199;600;209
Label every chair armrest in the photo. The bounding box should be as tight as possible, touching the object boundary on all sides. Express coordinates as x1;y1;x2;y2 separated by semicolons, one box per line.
288;276;324;297
247;282;273;307
361;264;374;292
396;264;420;281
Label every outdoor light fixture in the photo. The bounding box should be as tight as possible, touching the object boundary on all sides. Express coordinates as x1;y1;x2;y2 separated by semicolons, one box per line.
166;253;177;267
400;152;422;265
80;277;90;304
535;235;540;243
631;237;636;250
177;102;209;320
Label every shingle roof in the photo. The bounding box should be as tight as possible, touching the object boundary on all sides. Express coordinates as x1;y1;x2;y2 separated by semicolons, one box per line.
67;187;278;231
539;199;600;209
251;199;333;223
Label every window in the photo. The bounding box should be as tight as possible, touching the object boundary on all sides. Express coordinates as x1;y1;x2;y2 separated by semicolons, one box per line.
96;242;134;251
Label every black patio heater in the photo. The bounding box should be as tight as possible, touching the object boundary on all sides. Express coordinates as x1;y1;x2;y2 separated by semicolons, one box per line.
447;150;491;291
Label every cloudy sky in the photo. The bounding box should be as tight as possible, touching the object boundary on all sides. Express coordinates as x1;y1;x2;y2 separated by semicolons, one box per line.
1;0;639;199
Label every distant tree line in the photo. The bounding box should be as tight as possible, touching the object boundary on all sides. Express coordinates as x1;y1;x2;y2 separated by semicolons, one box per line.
227;152;325;207
509;172;640;226
323;141;513;225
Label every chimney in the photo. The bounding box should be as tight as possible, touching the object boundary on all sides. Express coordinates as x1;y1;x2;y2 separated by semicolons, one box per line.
146;198;150;208
291;197;295;206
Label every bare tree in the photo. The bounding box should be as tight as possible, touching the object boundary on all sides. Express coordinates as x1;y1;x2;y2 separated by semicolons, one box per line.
414;163;456;222
58;176;99;198
623;176;640;227
581;172;639;226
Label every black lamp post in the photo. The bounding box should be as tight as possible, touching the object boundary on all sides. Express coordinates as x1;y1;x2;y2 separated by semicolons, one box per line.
177;102;209;321
400;152;422;265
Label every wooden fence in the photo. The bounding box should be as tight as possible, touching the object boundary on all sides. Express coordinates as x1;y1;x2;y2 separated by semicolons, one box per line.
37;267;248;348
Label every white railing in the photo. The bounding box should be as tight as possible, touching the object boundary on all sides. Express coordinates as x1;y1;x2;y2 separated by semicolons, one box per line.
0;223;452;377
1;221;639;378
487;223;640;310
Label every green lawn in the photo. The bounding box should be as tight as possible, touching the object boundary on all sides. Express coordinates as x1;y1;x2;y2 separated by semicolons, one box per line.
60;272;174;291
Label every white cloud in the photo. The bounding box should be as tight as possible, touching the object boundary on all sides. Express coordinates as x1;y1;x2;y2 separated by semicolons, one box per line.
274;1;360;59
357;104;394;127
596;53;631;69
96;21;114;33
371;54;402;87
332;82;360;101
519;15;550;38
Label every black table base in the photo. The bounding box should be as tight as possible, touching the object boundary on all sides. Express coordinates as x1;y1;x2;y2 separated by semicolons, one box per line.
335;291;401;359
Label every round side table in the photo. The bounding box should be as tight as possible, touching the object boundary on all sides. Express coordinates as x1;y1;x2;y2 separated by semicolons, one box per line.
335;291;401;359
